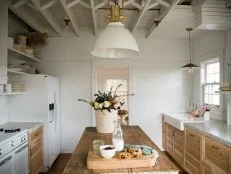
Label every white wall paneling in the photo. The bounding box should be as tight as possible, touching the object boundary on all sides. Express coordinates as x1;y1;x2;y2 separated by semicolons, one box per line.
39;37;192;151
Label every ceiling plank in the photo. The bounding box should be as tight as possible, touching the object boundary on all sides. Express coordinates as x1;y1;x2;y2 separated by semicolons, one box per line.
154;0;170;7
90;0;97;35
9;6;44;33
31;0;63;36
146;0;181;38
12;0;29;8
59;0;80;36
67;0;82;8
26;2;39;11
130;0;152;33
40;0;58;11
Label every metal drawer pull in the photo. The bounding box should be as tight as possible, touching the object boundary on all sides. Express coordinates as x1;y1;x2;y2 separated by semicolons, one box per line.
0;156;12;166
15;145;28;154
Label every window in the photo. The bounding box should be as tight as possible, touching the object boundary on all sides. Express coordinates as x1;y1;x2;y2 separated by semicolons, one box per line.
202;58;220;106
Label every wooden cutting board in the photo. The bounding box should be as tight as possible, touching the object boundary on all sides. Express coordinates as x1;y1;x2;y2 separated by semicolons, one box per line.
87;150;156;170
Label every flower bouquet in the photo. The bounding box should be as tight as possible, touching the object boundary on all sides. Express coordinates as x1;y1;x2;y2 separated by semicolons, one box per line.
78;84;134;133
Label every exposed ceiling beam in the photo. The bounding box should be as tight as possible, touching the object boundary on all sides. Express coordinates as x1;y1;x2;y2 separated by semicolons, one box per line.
95;1;107;10
130;2;141;9
9;6;44;33
130;0;152;33
147;2;159;10
79;1;91;8
59;0;80;36
31;0;63;36
146;0;181;38
124;0;135;6
90;0;97;35
40;0;58;11
26;2;39;11
66;0;82;8
12;0;29;8
154;0;170;7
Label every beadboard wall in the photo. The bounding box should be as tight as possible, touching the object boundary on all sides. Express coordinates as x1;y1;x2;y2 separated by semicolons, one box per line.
39;37;192;152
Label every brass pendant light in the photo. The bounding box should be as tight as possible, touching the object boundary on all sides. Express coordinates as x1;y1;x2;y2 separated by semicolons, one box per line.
180;28;199;73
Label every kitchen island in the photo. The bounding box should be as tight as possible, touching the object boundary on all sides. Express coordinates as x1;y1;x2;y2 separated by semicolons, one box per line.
64;126;179;174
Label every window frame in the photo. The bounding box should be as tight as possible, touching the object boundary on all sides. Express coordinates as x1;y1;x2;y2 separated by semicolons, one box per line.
201;58;221;109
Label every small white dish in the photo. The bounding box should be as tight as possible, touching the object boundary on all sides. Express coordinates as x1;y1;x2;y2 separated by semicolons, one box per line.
99;145;116;159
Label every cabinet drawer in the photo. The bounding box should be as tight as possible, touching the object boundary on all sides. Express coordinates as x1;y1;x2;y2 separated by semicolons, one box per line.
185;160;200;174
29;126;43;142
203;136;230;173
185;128;201;160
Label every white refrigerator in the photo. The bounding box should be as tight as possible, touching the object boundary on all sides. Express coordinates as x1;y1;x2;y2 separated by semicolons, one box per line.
8;74;61;171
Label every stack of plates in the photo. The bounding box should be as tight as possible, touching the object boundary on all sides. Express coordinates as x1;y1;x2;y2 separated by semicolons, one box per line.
12;84;24;92
8;57;32;73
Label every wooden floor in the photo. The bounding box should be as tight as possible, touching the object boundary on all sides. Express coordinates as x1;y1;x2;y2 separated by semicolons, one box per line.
39;152;187;174
39;153;72;174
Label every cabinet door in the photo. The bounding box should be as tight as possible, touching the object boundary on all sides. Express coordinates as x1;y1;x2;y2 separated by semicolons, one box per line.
167;125;174;157
184;128;201;174
174;129;184;166
0;1;8;84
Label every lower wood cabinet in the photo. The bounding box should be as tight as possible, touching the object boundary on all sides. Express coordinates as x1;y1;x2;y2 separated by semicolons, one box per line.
28;126;43;174
162;116;167;151
165;123;184;168
184;127;202;174
202;136;231;174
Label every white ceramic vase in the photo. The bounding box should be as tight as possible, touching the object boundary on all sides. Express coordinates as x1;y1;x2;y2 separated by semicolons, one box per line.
95;109;117;133
203;111;210;121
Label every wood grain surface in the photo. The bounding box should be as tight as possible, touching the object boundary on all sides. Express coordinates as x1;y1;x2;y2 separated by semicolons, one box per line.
63;126;179;174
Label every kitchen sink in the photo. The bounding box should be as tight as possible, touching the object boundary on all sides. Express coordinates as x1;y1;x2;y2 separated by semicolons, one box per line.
163;113;206;131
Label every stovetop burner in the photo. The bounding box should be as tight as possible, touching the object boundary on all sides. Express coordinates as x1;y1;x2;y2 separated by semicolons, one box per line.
4;128;21;133
0;128;3;132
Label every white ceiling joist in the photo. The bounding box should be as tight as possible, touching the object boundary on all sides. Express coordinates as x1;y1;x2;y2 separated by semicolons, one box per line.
154;0;170;7
59;0;80;36
79;1;91;8
12;0;29;9
146;0;181;38
90;0;97;35
66;0;82;8
9;6;44;33
31;0;63;36
130;0;152;33
124;0;135;6
147;2;159;10
26;2;39;11
95;1;107;10
130;2;142;9
40;0;58;11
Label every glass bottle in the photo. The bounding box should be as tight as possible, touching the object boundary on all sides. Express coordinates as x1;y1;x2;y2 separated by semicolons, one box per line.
112;120;124;151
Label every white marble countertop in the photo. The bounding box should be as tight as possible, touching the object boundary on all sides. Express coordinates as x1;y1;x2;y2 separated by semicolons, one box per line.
185;119;231;147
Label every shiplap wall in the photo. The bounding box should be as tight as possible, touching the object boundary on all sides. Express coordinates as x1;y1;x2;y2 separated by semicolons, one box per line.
39;37;192;152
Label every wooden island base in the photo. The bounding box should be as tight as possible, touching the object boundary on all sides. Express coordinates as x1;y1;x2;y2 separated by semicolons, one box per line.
63;126;179;174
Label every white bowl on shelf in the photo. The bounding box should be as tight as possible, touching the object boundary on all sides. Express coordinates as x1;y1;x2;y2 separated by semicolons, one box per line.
99;145;116;159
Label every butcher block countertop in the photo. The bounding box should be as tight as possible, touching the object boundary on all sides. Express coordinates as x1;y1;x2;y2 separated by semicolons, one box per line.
63;126;179;174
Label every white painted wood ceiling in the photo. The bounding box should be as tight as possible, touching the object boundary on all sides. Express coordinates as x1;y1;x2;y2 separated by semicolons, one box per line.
11;0;193;38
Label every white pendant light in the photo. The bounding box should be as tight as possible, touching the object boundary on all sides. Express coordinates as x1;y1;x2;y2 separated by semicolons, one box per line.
180;28;199;73
91;1;139;58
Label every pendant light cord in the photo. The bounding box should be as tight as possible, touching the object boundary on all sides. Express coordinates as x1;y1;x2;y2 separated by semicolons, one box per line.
189;29;192;64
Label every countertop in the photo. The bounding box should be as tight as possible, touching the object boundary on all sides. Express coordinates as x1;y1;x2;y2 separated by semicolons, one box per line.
185;119;231;147
0;122;43;146
64;126;179;174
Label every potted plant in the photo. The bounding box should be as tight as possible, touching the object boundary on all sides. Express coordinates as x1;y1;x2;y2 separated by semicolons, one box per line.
201;104;210;120
78;84;134;133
